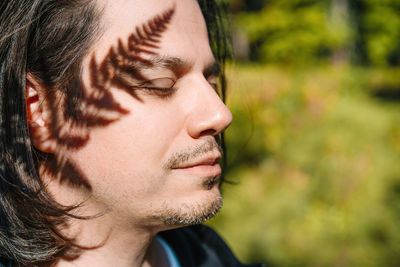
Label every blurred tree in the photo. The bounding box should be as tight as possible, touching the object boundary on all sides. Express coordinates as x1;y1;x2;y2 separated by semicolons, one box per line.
231;0;353;64
210;1;400;266
211;64;400;267
350;0;400;67
231;0;400;67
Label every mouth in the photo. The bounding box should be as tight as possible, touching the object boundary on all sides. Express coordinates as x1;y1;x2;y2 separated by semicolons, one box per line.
170;154;222;178
172;155;220;169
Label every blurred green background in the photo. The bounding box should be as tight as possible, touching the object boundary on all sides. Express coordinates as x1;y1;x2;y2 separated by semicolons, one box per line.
207;0;400;266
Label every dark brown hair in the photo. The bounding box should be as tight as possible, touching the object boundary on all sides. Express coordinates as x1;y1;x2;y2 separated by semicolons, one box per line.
0;0;102;263
0;0;231;264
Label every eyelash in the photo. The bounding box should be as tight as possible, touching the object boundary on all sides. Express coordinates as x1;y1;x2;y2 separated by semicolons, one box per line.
140;86;177;99
136;79;219;99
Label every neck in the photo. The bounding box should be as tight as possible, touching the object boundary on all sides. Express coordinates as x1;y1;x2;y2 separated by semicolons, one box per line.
50;207;169;267
41;168;170;267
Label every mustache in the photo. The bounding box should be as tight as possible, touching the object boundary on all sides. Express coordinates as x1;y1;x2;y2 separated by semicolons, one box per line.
164;137;223;169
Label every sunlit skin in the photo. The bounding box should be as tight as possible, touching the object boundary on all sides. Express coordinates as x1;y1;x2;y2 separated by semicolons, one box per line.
28;0;232;266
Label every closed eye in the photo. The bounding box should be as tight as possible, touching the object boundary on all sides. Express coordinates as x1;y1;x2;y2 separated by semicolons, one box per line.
135;77;177;99
138;77;176;89
207;76;221;97
202;60;222;97
208;80;218;90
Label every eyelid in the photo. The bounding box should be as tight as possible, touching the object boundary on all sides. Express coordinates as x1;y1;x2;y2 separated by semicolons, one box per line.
135;77;177;99
140;86;177;99
138;77;176;89
206;76;222;98
207;75;218;87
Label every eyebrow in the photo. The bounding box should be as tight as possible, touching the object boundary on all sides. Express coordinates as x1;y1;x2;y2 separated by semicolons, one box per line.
204;61;221;79
139;56;191;77
140;55;221;78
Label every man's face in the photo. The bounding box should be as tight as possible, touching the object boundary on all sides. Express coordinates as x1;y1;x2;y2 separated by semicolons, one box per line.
57;0;232;228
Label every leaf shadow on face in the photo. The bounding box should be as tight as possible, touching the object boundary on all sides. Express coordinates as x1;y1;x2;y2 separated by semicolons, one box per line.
39;6;176;192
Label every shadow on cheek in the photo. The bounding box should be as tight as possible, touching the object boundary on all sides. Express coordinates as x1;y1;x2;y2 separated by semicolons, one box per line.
41;6;176;190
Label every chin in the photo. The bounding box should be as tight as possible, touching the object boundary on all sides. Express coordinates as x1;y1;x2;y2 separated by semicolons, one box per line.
151;187;223;228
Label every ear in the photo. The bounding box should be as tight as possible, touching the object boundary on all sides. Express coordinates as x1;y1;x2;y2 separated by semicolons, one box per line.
26;75;56;154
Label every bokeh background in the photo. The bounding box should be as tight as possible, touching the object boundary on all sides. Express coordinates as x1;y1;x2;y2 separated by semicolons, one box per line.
208;0;400;266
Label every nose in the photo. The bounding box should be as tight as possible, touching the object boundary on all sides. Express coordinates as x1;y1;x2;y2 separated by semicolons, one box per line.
186;78;233;138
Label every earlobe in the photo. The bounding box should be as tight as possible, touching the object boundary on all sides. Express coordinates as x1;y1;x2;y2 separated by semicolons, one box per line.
26;76;56;153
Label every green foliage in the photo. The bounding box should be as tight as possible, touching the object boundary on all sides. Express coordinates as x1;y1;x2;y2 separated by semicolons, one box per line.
209;64;400;266
351;0;400;66
211;2;400;264
232;0;400;66
234;0;352;64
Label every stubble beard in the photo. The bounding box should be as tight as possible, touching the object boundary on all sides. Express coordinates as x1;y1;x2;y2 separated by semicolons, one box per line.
154;137;224;226
153;194;223;226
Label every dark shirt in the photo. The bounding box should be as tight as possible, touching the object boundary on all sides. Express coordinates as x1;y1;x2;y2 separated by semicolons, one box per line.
159;224;263;267
0;224;264;267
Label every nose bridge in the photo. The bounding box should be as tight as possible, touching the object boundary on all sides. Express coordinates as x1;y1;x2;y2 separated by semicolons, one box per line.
186;75;233;138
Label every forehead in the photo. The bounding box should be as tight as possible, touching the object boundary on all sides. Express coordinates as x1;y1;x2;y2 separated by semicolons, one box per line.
91;0;214;69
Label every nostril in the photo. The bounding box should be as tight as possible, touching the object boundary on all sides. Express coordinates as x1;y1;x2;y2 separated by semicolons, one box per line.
200;129;217;136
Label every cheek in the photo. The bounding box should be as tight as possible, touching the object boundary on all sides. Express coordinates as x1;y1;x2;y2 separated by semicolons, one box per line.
67;89;186;191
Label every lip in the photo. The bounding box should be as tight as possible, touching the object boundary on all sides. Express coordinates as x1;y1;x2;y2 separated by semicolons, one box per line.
170;154;222;177
171;154;221;170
